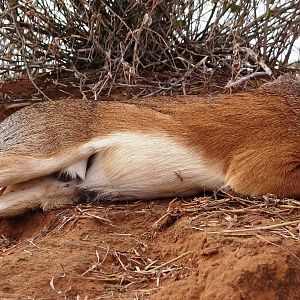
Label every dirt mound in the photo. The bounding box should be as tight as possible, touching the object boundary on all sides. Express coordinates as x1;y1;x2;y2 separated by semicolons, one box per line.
0;197;299;300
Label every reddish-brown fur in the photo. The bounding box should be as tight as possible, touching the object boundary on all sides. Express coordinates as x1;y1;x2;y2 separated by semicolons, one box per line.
0;75;298;217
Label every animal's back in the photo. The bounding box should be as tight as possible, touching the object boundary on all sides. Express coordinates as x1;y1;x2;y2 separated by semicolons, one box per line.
1;74;299;160
0;99;181;156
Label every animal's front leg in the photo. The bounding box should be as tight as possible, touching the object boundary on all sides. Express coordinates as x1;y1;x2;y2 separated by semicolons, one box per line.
0;176;77;217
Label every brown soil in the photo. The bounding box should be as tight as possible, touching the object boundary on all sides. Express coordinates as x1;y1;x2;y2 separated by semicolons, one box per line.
0;200;300;300
0;79;299;300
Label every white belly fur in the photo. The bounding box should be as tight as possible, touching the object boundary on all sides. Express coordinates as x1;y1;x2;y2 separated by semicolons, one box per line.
68;132;226;200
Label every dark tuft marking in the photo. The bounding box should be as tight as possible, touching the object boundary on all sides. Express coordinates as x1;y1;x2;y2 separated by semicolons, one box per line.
87;154;96;171
75;189;99;203
56;172;74;182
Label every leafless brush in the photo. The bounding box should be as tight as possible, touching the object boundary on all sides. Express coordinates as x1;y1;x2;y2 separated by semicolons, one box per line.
0;0;299;97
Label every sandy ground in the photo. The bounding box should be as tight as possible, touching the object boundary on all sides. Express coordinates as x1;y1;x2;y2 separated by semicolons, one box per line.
0;199;299;300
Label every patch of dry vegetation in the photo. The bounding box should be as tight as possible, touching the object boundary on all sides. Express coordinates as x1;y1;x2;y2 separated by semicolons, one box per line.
1;1;300;97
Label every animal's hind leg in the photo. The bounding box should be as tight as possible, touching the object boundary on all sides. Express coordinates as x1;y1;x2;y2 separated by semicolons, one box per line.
0;175;77;217
226;149;300;198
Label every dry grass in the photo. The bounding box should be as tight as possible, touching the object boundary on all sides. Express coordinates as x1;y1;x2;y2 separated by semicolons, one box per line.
2;193;299;257
152;193;300;239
